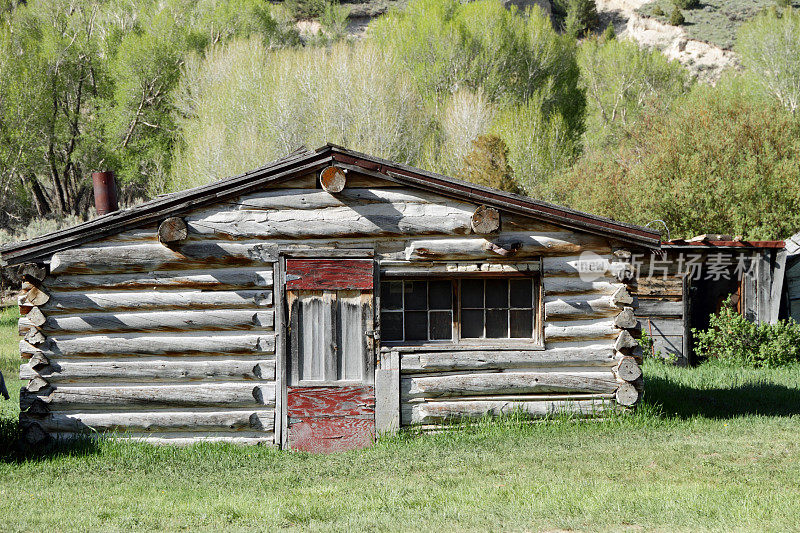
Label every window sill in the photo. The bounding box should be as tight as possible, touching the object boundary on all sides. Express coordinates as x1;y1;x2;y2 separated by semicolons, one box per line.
379;341;545;353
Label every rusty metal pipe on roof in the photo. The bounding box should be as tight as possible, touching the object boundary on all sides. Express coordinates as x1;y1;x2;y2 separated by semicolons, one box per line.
92;171;118;215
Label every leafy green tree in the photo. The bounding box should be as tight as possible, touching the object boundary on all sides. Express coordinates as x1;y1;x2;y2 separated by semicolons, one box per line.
369;0;585;136
555;0;599;38
0;0;109;219
736;7;800;113
578;36;692;148
458;134;521;194
557;86;800;240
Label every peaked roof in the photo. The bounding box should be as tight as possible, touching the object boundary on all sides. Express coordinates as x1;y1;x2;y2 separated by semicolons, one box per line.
0;144;660;266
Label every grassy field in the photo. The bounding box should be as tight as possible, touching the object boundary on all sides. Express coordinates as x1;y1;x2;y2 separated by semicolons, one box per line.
1;305;800;531
638;0;800;49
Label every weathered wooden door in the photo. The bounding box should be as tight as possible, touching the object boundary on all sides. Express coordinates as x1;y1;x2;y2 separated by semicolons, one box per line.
285;259;376;453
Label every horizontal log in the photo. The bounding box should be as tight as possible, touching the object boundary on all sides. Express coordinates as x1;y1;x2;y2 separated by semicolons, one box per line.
21;333;275;358
50;243;279;275
402;399;616;424
379;261;540;277
32;409;275;433
21;359;275;383
231;187;458;211
400;345;617;372
637;276;683;296
543;255;619;276
402;371;619;399
637;299;684;317
40;290;273;315
544;319;618;341
543;277;623;296
544;295;618;319
20;309;274;335
50;432;275;446
44;268;273;291
186;203;474;240
31;382;276;409
404;232;610;261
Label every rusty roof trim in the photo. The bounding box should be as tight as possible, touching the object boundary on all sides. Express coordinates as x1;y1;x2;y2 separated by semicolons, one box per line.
662;240;785;249
1;144;660;266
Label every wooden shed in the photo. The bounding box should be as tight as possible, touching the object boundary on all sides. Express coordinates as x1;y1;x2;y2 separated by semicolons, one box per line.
1;145;659;451
636;237;786;366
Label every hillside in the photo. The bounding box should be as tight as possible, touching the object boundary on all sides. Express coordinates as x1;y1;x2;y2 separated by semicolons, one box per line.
328;0;789;82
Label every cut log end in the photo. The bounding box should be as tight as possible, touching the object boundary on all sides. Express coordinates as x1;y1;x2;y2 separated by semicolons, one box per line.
158;217;188;245
614;307;638;329
21;263;47;283
614;356;643;382
615;382;640;406
471;205;501;234
320;166;346;193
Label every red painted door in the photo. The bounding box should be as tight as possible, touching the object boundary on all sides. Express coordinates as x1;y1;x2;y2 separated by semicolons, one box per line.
285;259;375;453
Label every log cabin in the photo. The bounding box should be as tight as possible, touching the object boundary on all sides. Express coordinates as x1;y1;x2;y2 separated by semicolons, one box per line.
1;145;660;452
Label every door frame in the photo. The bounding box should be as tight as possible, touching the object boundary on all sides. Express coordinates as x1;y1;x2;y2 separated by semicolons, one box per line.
274;249;376;450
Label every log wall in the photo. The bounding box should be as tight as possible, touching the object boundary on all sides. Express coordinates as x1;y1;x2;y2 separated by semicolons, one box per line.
17;177;644;444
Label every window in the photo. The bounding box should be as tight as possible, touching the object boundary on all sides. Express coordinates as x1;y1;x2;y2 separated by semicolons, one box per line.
380;277;539;343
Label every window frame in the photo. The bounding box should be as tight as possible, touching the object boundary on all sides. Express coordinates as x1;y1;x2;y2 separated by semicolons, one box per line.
378;271;544;348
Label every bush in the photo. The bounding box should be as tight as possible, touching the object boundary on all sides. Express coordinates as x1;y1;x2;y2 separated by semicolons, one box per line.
669;6;685;25
693;302;800;367
556;0;600;38
673;0;699;9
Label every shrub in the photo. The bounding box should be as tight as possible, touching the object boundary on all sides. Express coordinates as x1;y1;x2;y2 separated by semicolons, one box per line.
693;301;800;367
653;5;665;17
669;6;685;25
556;0;600;38
673;0;699;9
284;0;328;20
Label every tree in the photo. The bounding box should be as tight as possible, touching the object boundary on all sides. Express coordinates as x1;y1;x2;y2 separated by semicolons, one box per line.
578;36;692;148
170;40;429;190
556;87;800;240
736;8;800;113
369;0;585;135
458;135;521;194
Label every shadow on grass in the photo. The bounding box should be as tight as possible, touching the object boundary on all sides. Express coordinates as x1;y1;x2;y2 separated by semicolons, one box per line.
644;373;800;419
0;416;102;463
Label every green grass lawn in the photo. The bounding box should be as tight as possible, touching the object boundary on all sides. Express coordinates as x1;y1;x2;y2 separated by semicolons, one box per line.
1;305;799;531
638;0;800;49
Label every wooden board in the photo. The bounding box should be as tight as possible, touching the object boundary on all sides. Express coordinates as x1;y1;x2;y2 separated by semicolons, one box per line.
287;386;375;453
286;259;373;290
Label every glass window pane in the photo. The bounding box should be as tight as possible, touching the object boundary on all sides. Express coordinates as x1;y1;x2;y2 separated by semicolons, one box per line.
381;281;403;310
429;311;452;340
404;281;427;310
461;279;484;308
486;309;508;338
510;279;533;308
428;280;452;310
461;309;484;338
485;279;509;308
510;310;533;338
404;311;428;341
381;312;403;341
